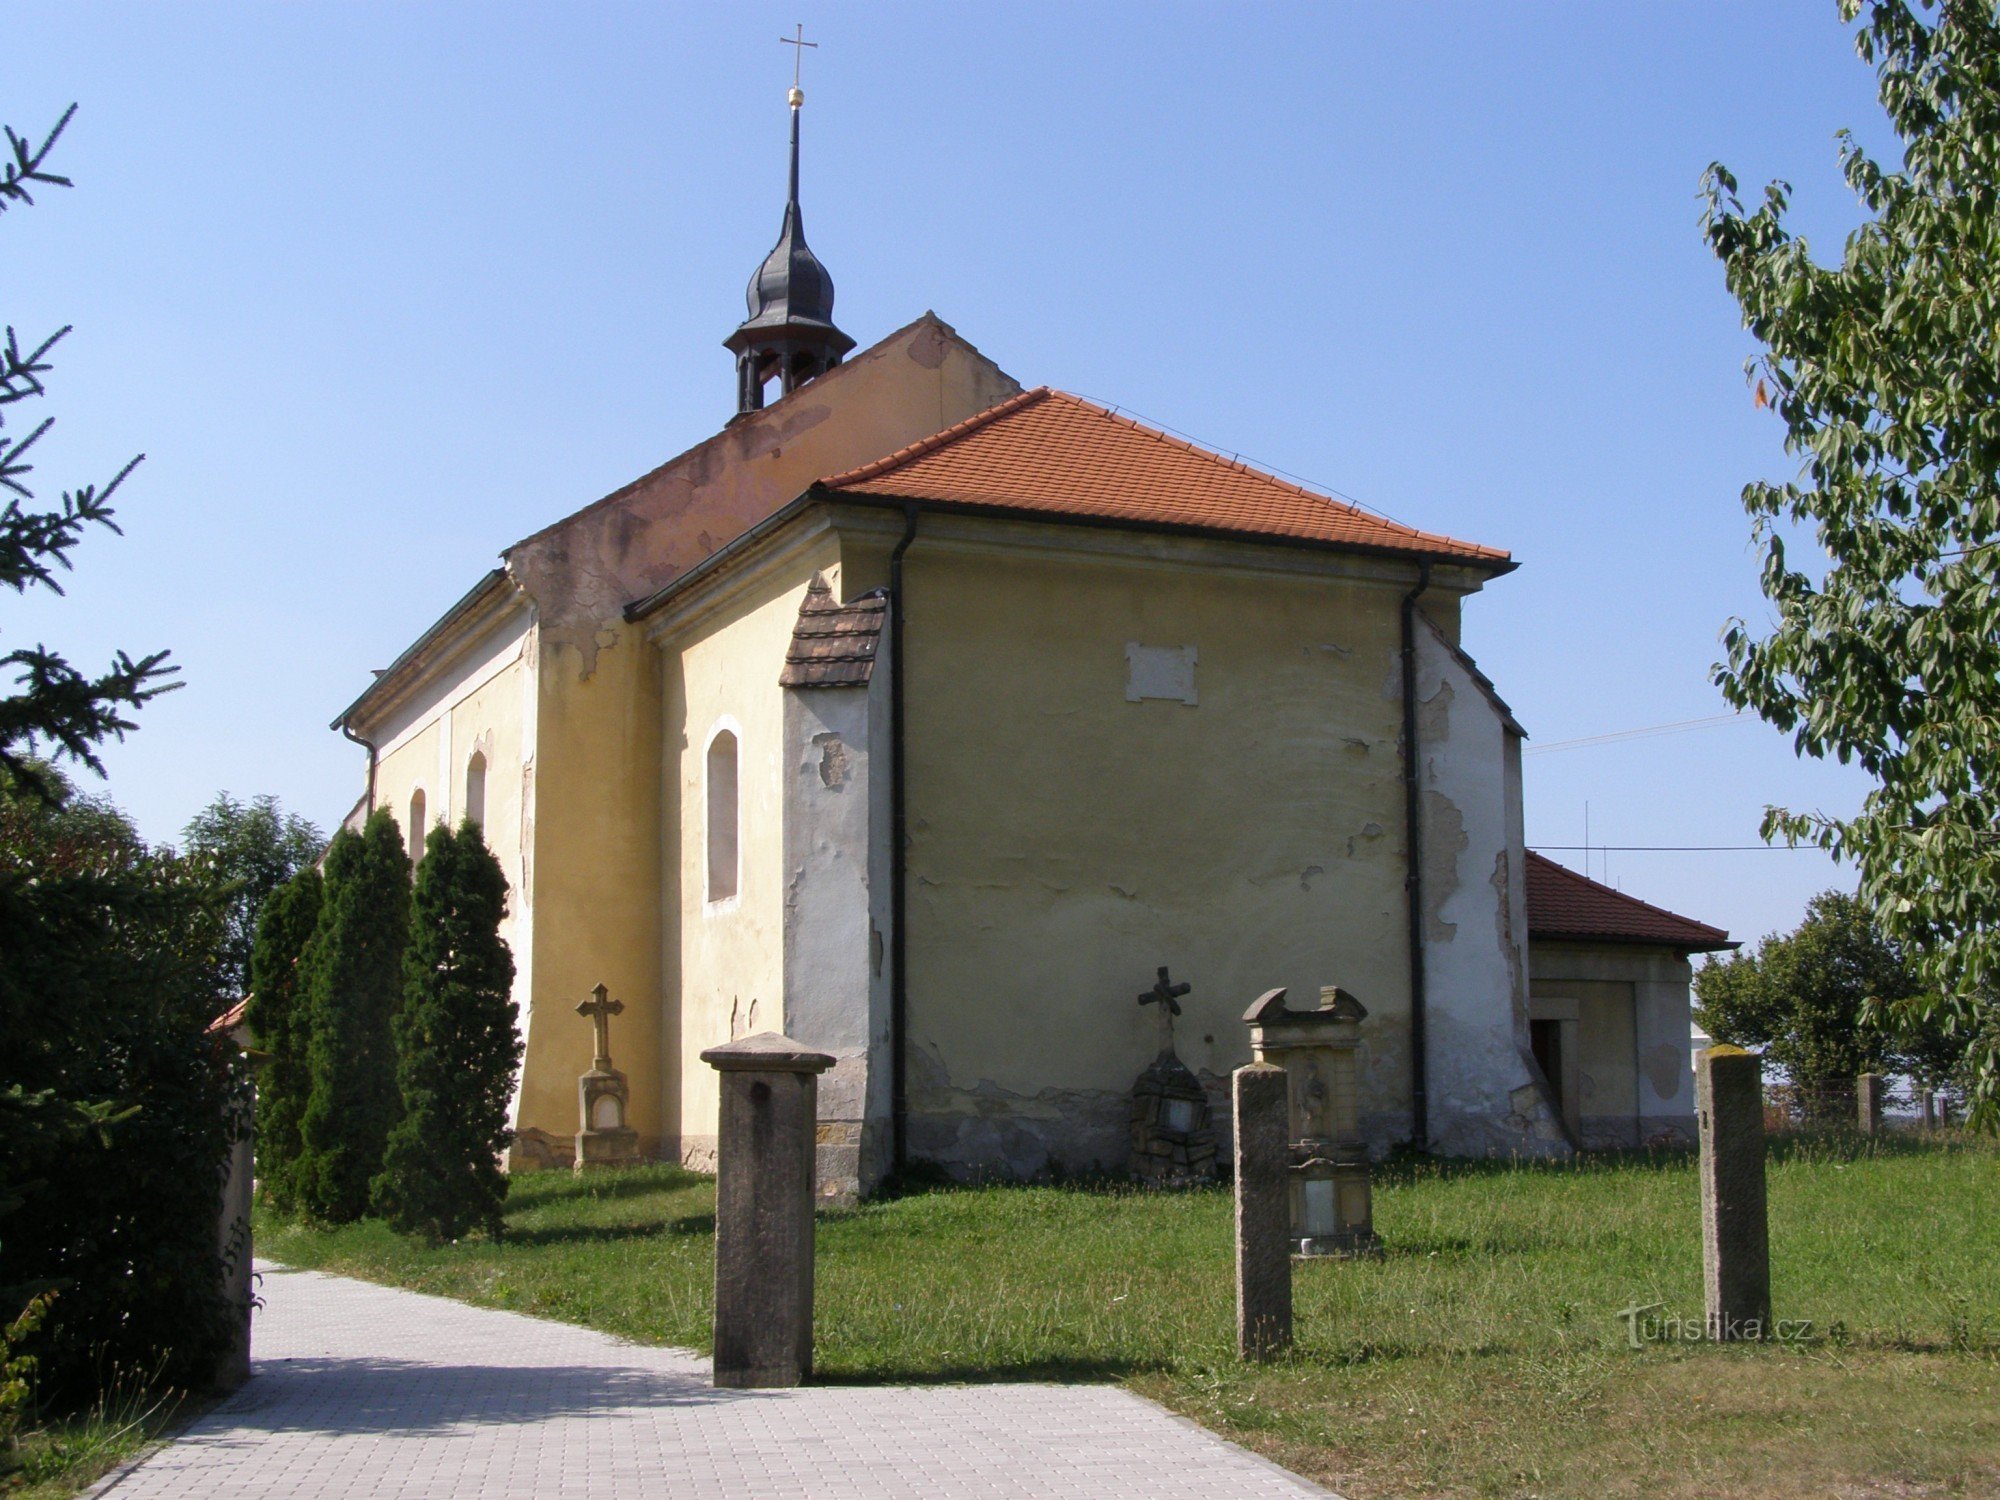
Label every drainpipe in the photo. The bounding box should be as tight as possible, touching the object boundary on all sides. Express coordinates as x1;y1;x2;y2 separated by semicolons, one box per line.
1400;561;1432;1151
888;505;920;1173
340;719;379;819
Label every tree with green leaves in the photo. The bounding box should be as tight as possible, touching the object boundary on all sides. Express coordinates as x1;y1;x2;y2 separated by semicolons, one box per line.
1695;890;1931;1115
373;819;520;1243
184;794;325;1000
0;769;244;1404
295;810;410;1224
245;866;321;1215
1702;0;2000;1126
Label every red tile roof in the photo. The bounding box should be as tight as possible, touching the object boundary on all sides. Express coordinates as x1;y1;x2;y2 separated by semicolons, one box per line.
821;388;1511;567
1525;852;1735;951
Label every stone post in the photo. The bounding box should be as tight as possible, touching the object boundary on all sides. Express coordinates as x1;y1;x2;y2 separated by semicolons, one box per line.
1919;1086;1936;1131
213;1121;254;1391
1233;1062;1292;1360
1696;1046;1770;1342
700;1032;834;1389
1856;1072;1884;1137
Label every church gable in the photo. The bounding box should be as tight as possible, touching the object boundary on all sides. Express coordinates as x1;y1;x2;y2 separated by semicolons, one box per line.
503;313;1019;675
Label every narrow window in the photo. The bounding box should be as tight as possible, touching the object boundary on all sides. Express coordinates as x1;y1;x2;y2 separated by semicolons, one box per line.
465;751;487;830
706;729;739;903
407;789;427;862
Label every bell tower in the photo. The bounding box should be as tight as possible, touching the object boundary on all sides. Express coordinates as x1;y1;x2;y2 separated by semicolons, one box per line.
725;28;855;416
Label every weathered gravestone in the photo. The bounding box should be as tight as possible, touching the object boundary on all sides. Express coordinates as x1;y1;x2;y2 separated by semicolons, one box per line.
1856;1072;1884;1137
1233;1061;1292;1360
1243;985;1376;1257
700;1032;834;1388
1129;968;1219;1184
575;984;642;1172
1696;1045;1770;1341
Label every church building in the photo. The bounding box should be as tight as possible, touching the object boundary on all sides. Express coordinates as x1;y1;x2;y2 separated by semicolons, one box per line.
331;83;1732;1199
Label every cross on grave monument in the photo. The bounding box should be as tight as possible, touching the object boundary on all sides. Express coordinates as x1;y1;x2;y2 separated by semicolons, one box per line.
1130;967;1216;1183
1138;966;1192;1046
579;983;622;1069
574;983;642;1172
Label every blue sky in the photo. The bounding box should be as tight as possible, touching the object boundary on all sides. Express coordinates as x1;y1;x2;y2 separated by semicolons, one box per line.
8;3;1897;949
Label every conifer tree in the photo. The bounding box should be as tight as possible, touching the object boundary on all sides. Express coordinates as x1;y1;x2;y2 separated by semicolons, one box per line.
296;809;410;1223
374;819;520;1243
244;866;321;1214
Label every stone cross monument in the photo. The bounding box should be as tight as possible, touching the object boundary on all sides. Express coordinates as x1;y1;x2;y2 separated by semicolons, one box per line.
1129;967;1217;1182
574;983;642;1172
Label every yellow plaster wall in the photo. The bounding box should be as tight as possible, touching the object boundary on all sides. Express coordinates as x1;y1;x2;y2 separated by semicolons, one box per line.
358;632;534;1059
656;538;842;1165
503;319;1019;1160
892;533;1423;1155
514;625;665;1153
371;720;440;863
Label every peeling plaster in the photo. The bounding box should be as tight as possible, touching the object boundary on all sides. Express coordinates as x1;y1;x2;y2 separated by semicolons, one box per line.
1346;821;1385;858
1421;789;1467;941
812;731;849;789
1643;1041;1685;1101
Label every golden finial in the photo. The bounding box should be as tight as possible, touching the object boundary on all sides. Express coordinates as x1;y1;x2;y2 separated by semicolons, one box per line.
781;24;816;109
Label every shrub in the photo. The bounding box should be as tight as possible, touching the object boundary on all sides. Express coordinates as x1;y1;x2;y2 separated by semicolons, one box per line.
374;819;521;1243
245;867;322;1214
295;810;409;1224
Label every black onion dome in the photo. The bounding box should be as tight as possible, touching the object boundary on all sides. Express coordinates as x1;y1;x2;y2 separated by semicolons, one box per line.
725;100;854;362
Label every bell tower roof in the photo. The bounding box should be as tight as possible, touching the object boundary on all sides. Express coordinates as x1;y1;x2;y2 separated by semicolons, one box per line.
725;37;855;415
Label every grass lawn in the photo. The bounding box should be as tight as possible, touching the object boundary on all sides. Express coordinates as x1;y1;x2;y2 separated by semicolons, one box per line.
258;1131;2000;1499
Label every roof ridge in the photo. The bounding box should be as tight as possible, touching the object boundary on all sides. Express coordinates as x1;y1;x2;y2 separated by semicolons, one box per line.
820;386;1053;488
824;386;1506;563
1525;850;1730;941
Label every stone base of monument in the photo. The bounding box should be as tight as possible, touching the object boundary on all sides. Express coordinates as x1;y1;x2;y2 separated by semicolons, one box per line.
1128;1048;1219;1185
1291;1149;1379;1258
575;1124;643;1172
574;1063;643;1172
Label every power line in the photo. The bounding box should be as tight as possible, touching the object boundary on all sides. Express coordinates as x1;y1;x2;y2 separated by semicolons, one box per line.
1531;844;1818;852
1525;712;1750;756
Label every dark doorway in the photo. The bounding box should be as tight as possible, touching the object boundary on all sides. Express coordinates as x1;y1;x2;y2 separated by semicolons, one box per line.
1530;1018;1564;1113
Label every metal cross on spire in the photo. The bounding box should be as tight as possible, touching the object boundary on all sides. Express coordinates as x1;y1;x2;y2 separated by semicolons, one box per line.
780;23;818;104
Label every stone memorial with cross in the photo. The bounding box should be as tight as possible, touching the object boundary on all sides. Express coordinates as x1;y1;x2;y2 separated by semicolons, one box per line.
574;983;642;1172
1128;966;1218;1183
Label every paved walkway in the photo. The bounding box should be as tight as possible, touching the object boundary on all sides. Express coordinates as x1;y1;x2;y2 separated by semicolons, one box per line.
99;1264;1331;1498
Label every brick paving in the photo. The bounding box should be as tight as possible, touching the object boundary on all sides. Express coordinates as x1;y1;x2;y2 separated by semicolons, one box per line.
98;1263;1333;1498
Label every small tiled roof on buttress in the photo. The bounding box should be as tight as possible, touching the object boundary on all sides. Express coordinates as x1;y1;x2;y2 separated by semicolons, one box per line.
820;388;1512;567
1525;851;1735;952
779;573;886;688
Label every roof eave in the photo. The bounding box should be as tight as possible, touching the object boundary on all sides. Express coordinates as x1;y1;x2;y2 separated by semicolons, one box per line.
331;568;514;731
1529;928;1740;955
821;487;1518;577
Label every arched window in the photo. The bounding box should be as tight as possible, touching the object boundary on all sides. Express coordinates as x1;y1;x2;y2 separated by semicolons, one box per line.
706;728;739;903
407;789;426;862
465;751;487;830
